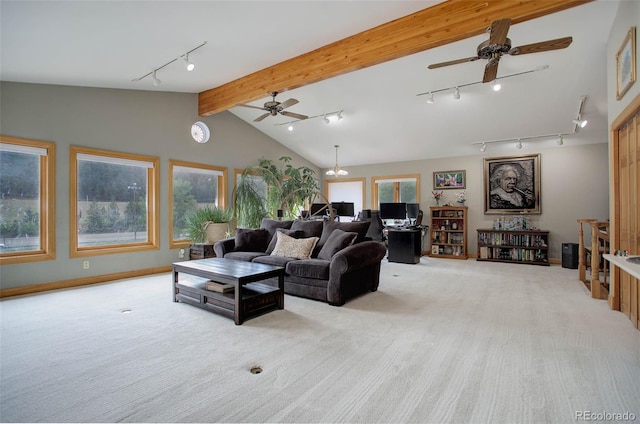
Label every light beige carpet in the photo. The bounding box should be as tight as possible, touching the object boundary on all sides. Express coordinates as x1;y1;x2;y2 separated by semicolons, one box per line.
1;258;638;423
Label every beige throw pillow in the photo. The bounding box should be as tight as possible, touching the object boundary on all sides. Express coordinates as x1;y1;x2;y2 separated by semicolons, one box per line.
270;231;319;259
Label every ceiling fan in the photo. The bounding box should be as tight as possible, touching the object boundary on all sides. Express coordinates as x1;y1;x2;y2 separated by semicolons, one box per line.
237;91;309;122
427;18;572;83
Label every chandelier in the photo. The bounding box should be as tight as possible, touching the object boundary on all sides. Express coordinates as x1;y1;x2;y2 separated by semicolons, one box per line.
326;145;348;177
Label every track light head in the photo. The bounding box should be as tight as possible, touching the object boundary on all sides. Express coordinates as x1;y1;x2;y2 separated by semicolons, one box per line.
337;111;344;121
453;87;460;100
324;115;330;124
480;143;487;152
557;135;564;145
491;81;501;92
573;119;587;128
288;124;293;131
152;71;161;86
183;54;195;71
426;92;434;104
516;140;522;149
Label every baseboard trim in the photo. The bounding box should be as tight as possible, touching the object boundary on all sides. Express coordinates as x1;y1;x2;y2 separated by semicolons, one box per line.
0;266;172;298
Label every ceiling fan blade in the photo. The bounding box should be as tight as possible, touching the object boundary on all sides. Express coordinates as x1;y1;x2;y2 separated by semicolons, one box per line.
509;36;573;55
280;111;308;120
237;103;267;111
428;56;479;69
278;98;299;110
489;19;512;46
482;59;499;83
254;113;270;122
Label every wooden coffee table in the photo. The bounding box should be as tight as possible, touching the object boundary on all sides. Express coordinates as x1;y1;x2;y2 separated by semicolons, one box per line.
172;258;284;325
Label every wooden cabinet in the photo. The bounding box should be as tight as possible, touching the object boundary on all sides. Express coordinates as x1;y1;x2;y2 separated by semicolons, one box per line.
428;206;467;259
476;229;549;266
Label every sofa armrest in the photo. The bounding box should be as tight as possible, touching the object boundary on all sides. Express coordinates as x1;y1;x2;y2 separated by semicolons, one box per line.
330;241;387;274
213;237;236;258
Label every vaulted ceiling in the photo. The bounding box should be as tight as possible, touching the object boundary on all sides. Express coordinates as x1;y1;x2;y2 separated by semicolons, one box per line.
1;0;618;168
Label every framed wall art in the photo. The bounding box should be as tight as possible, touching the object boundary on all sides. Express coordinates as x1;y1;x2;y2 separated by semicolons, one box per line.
484;154;540;215
616;26;636;101
433;170;465;189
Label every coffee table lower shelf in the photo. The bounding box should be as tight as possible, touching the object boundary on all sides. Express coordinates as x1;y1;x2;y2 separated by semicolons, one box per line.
175;277;281;323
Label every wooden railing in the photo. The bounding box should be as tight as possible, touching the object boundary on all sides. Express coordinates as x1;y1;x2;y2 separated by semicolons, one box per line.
577;219;610;299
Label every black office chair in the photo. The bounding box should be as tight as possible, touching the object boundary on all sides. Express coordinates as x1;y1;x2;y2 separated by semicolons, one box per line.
414;210;423;227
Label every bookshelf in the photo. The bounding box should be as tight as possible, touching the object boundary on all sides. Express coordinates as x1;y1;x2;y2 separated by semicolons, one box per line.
476;229;549;266
428;206;467;259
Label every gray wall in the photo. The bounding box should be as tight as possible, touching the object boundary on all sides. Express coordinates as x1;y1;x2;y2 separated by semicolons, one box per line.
339;142;609;260
0;80;611;290
0;82;319;289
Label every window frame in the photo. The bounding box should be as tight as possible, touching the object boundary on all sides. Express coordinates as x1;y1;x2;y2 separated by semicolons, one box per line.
371;174;421;208
169;160;228;248
70;145;159;258
0;136;56;265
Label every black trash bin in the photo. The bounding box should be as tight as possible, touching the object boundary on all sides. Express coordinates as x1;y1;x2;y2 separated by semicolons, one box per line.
562;243;579;269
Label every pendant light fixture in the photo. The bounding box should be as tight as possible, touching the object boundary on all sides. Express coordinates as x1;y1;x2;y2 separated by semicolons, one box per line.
326;145;348;177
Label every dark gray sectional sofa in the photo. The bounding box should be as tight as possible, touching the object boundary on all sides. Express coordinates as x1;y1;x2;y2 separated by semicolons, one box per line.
213;218;387;306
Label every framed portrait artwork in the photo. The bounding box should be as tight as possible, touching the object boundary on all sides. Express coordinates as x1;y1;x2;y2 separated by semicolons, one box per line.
484;154;541;215
616;26;636;101
433;170;466;189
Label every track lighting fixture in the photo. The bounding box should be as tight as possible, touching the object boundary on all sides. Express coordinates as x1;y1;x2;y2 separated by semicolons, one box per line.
426;92;434;104
132;41;206;86
279;110;344;128
470;95;588;152
573;119;588;128
183;53;195;71
417;65;548;100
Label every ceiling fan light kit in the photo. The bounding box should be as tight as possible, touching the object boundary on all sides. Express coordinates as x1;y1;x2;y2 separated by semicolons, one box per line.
132;41;206;86
472;95;588;152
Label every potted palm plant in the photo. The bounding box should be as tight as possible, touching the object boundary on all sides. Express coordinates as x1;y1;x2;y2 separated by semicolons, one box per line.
234;156;320;228
185;206;234;259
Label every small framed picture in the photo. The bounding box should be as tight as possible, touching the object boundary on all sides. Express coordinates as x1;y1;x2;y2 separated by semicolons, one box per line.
616;26;636;100
433;170;465;189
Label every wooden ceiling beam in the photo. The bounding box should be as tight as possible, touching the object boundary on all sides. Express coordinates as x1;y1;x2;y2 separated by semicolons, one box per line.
198;0;592;116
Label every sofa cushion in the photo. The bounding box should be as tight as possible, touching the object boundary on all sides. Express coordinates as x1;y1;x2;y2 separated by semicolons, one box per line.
265;229;305;255
286;259;330;280
224;251;266;262
234;228;270;252
260;218;293;241
317;228;358;260
252;254;296;267
315;220;370;255
271;231;319;259
290;219;324;238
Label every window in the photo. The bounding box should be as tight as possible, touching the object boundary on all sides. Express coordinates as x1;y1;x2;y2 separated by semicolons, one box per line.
70;146;159;257
324;178;365;221
372;174;420;207
0;136;55;264
169;160;227;247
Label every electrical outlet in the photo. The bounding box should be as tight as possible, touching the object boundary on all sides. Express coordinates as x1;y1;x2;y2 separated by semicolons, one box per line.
178;248;185;259
83;260;90;269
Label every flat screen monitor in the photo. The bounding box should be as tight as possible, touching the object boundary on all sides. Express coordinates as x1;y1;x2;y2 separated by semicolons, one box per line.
310;203;328;216
406;203;420;219
331;202;355;217
379;202;407;220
